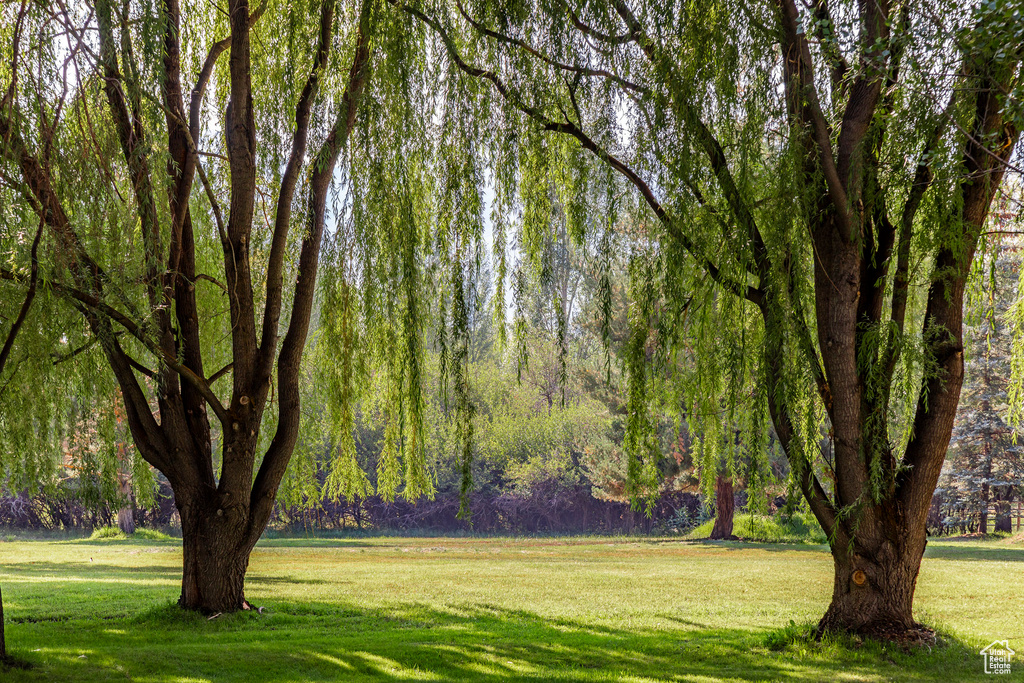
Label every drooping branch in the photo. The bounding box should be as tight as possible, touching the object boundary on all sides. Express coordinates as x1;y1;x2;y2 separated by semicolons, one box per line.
808;0;849;101
454;0;646;95
0;267;231;425
763;309;842;542
258;0;339;386
606;1;767;280
397;0;763;305
96;0;169;345
563;1;634;46
250;0;374;533
0;100;169;460
0;217;43;377
775;0;852;240
898;48;1022;529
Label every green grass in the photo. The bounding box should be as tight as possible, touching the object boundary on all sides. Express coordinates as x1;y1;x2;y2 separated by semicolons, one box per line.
1;534;1022;681
87;527;176;542
687;513;828;544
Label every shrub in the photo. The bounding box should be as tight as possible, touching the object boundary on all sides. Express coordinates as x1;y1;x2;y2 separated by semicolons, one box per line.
89;526;127;540
688;512;826;544
133;528;174;541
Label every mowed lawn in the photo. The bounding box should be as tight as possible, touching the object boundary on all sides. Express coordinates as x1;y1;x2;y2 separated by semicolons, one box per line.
1;535;1022;682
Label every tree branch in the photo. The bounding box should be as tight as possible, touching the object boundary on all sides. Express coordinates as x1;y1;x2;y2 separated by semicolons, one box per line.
0;268;230;426
398;0;763;305
259;0;339;386
455;0;646;95
250;0;374;536
808;0;849;100
563;1;634;45
0;217;44;377
776;0;852;240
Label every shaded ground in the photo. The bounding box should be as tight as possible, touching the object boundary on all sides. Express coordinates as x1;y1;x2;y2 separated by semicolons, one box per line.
0;535;1021;681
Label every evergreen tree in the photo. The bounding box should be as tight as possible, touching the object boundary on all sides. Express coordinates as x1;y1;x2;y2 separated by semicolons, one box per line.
940;237;1024;533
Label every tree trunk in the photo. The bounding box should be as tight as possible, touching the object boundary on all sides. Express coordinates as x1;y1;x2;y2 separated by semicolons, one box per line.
709;475;735;540
980;451;992;533
994;500;1012;533
116;507;136;535
818;517;926;637
177;498;258;613
980;485;990;533
116;472;135;535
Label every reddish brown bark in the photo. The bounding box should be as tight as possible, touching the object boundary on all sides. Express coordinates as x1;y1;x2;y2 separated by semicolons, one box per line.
709;476;736;540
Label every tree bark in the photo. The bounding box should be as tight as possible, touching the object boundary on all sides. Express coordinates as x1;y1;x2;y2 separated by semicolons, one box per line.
709;475;735;540
176;494;258;612
116;471;135;535
980;486;990;533
116;507;136;536
994;500;1012;533
818;517;925;636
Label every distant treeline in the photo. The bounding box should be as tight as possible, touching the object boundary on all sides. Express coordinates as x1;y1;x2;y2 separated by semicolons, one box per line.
0;483;707;536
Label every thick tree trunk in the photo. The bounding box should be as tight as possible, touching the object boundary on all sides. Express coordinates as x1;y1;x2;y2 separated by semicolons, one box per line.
177;497;258;613
818;518;926;637
709;476;735;540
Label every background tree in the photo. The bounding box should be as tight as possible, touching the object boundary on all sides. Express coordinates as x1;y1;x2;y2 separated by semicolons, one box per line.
940;236;1024;533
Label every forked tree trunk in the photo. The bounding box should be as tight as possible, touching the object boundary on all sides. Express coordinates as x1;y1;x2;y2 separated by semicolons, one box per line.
818;520;926;635
709;475;735;540
177;496;259;612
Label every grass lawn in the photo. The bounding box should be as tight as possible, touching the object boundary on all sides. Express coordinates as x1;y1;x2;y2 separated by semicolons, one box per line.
1;534;1022;682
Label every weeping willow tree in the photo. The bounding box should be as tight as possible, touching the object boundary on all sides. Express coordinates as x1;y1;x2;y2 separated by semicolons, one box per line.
370;0;1024;638
0;0;385;612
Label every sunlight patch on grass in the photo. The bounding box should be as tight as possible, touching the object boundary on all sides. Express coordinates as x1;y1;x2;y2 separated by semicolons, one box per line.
307;651;356;671
353;651;440;679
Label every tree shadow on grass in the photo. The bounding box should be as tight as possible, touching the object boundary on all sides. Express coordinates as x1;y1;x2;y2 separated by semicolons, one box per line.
922;545;1024;563
688;540;830;553
694;539;1024;565
0;561;181;581
256;538;392;549
5;597;982;683
245;574;328;586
